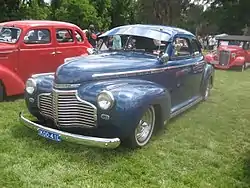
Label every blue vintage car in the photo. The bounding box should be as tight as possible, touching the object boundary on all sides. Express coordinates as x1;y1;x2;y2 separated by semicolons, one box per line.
20;24;214;149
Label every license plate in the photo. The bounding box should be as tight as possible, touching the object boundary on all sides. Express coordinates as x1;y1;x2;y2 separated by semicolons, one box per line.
38;129;61;142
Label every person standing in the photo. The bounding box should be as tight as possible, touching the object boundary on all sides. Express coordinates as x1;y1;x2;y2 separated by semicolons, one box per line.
86;24;97;48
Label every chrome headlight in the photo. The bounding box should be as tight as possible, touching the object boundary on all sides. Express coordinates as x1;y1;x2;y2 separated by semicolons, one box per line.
25;78;37;94
97;90;115;110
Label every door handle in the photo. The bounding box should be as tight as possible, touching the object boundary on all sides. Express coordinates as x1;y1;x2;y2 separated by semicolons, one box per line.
56;51;62;54
50;51;56;55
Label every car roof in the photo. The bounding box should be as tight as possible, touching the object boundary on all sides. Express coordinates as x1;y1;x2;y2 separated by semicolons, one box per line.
100;24;195;42
216;35;250;42
0;20;78;29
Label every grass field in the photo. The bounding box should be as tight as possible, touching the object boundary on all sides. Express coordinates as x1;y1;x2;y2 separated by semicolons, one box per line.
1;70;250;188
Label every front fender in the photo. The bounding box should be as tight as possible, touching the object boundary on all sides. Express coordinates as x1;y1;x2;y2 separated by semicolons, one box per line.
231;56;245;66
0;65;25;96
77;79;171;138
25;73;54;117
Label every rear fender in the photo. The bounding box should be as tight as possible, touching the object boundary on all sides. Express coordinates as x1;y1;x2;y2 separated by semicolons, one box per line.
77;79;171;138
0;65;25;96
201;63;214;92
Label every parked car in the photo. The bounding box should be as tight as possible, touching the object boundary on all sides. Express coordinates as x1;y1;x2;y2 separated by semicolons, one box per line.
0;20;92;101
20;24;214;149
205;35;250;71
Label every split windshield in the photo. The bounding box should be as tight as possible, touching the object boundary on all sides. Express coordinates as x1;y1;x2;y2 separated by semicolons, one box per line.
97;35;169;56
0;26;21;44
218;40;244;47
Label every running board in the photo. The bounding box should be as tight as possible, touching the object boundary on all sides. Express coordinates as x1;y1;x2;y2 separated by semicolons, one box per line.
170;97;203;119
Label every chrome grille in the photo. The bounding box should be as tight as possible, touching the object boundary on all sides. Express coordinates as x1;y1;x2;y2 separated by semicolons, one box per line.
38;90;97;128
219;50;230;66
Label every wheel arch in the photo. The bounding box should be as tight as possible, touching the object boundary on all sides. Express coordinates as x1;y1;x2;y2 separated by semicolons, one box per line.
0;65;25;96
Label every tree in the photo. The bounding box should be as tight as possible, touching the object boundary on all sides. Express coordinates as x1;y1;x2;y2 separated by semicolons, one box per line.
53;0;100;29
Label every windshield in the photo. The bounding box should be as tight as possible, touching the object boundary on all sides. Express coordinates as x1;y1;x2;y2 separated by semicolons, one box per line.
97;35;169;56
218;40;244;47
0;27;21;43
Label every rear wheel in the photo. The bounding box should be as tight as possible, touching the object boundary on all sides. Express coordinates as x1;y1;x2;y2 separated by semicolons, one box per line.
0;81;5;102
124;106;156;148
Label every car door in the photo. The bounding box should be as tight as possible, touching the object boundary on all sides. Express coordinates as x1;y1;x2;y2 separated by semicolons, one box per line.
54;27;86;65
188;37;206;97
166;36;196;106
18;27;56;82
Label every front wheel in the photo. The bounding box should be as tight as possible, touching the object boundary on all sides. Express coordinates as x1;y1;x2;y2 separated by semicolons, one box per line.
241;63;246;72
124;106;156;148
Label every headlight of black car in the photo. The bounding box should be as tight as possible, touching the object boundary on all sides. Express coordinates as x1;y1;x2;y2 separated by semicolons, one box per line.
97;90;115;110
25;78;37;95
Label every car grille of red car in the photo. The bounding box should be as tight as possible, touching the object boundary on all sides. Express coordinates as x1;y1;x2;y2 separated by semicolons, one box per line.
219;50;230;66
38;90;97;128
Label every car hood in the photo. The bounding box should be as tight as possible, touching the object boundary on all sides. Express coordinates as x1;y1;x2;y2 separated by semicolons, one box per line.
55;51;158;84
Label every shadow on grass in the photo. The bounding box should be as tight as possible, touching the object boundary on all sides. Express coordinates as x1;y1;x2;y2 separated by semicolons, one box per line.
4;94;24;102
214;66;250;72
154;101;202;138
9;98;206;164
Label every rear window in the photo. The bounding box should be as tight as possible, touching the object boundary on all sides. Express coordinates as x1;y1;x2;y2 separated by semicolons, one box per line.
56;29;74;43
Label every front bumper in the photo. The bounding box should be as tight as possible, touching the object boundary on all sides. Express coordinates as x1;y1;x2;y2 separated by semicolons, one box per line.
19;112;121;149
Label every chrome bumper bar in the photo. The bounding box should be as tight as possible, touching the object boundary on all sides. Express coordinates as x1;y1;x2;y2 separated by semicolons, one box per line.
19;112;121;149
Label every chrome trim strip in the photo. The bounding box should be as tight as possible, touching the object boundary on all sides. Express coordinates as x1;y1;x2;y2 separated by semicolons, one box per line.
54;83;81;89
0;50;14;54
92;62;196;78
32;72;54;78
75;91;98;114
37;93;51;109
170;96;203;119
19;112;120;149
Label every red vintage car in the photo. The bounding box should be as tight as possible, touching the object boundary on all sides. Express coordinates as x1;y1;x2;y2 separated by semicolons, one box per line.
0;20;92;101
205;35;250;71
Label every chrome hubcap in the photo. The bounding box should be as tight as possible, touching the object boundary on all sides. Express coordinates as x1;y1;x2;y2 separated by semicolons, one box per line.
135;106;155;146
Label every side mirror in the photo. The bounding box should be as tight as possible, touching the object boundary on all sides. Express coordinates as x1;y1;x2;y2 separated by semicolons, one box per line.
159;53;169;64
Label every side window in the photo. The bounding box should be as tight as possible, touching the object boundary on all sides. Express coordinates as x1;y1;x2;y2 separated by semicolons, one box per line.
75;31;84;42
24;29;51;44
191;39;201;54
172;37;191;57
56;29;74;43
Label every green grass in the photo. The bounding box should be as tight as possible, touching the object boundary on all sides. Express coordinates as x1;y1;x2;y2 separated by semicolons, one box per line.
1;70;250;188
